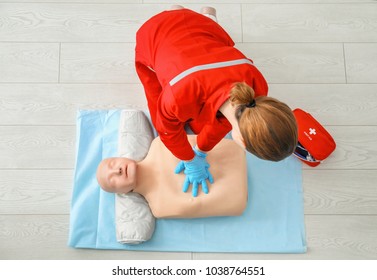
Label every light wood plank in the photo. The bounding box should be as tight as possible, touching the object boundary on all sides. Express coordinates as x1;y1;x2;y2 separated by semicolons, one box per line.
303;170;377;215
0;215;191;260
60;42;346;84
0;0;143;2
0;3;154;42
0;126;75;169
60;43;137;83
1;84;377;126
0;170;73;215
3;1;374;3
269;84;377;126
242;4;377;42
345;43;377;83
1;126;376;170
0;83;146;125
311;126;377;170
193;215;377;259
145;0;376;3
3;215;376;260
304;215;377;259
1;169;375;216
236;43;345;83
0;3;241;43
0;43;59;82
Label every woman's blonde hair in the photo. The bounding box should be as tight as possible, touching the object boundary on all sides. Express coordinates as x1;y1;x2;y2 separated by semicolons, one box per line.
229;82;298;161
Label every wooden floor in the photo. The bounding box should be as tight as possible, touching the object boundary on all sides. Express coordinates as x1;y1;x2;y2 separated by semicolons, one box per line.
0;0;376;260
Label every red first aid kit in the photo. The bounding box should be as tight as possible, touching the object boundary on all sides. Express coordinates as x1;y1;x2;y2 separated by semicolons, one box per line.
293;108;336;167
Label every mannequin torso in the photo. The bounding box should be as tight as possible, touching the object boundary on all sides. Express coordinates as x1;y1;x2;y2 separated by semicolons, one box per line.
135;135;248;218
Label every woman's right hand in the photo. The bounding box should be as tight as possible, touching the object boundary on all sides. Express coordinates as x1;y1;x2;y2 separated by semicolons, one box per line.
174;147;214;197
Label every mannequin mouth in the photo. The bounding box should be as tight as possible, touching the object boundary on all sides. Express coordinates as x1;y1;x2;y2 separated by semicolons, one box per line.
123;161;136;181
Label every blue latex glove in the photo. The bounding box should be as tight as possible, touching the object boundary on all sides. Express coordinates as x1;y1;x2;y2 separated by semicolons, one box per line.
174;147;214;197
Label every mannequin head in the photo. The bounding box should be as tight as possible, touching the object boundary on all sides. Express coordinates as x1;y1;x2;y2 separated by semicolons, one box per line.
96;157;137;193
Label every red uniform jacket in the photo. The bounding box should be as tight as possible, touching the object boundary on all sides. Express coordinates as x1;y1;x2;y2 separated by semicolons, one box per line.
135;9;268;160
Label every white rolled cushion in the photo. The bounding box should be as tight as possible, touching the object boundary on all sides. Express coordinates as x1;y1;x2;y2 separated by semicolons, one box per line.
115;109;155;244
116;192;155;244
118;109;154;161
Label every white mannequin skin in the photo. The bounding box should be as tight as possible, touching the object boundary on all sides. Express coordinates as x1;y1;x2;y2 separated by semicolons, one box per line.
96;135;248;218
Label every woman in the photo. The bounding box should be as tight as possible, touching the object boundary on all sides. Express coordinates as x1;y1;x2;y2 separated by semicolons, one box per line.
135;6;298;197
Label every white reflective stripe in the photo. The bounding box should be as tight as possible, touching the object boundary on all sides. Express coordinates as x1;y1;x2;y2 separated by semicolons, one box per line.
169;58;254;86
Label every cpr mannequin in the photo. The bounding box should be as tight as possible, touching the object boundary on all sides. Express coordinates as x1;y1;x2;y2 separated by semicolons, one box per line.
97;135;248;219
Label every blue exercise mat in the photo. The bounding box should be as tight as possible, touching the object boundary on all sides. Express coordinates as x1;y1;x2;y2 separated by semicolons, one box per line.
68;109;306;253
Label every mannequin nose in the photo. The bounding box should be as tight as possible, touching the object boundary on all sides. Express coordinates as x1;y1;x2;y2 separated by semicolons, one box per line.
110;166;121;175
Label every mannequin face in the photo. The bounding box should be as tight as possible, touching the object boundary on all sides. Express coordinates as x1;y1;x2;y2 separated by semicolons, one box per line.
96;157;137;193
